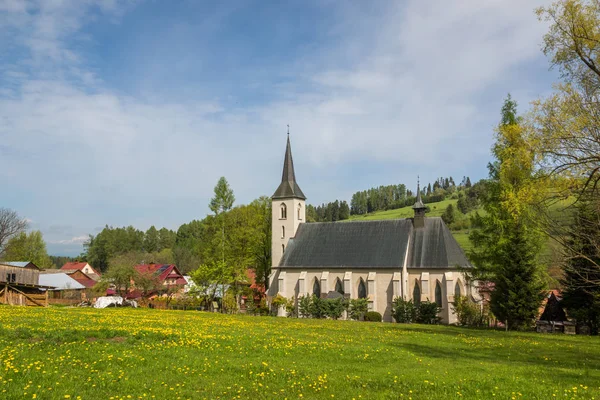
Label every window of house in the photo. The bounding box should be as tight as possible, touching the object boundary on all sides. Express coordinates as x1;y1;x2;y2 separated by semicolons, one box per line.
358;278;367;299
435;281;443;307
413;280;421;305
282;244;285;254
313;278;321;297
11;274;16;283
335;278;344;294
280;203;287;219
298;204;302;220
455;281;461;299
282;226;285;238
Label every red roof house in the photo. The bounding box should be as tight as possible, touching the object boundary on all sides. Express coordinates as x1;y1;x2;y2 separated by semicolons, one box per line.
61;262;101;281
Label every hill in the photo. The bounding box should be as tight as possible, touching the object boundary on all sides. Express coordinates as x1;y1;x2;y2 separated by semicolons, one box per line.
348;198;478;252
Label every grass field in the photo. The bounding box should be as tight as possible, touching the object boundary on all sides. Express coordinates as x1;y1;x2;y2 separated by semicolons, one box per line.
1;307;598;399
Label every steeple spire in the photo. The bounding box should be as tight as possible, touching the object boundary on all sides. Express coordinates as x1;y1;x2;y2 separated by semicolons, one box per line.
412;177;426;228
272;130;306;200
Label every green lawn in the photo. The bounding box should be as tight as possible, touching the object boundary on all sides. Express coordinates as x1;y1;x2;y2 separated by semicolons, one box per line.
347;199;459;221
0;307;598;399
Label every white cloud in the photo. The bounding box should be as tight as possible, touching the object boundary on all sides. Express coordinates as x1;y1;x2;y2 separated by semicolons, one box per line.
51;235;89;245
0;0;555;254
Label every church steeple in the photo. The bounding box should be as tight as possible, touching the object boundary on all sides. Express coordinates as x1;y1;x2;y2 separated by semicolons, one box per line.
272;132;306;200
412;178;427;228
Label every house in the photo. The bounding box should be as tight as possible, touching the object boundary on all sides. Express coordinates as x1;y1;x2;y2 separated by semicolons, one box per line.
267;135;476;323
128;264;186;300
61;262;101;281
41;269;97;289
39;273;86;304
0;261;51;306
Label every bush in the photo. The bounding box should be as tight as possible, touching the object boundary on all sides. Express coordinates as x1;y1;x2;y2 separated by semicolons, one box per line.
324;298;345;320
271;294;287;316
298;295;312;318
416;301;441;324
349;298;369;320
309;296;327;319
392;297;417;323
452;296;485;327
364;311;382;322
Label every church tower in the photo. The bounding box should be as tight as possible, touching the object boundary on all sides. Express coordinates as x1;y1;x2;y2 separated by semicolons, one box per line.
272;133;306;267
412;179;427;228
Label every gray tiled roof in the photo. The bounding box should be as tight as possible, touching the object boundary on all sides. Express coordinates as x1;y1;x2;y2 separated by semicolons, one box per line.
272;135;306;200
407;218;470;268
279;217;470;269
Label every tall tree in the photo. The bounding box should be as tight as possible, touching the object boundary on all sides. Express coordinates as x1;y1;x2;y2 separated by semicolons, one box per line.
469;95;546;330
209;177;235;264
0;208;28;255
144;226;159;253
560;197;600;334
2;230;52;268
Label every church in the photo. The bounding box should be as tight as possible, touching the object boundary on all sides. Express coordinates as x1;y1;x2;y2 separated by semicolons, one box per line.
267;135;474;323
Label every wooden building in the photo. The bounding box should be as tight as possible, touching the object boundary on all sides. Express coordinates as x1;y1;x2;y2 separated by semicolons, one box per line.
0;262;50;306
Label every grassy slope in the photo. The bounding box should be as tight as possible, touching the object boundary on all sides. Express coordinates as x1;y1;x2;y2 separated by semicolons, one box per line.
347;199;478;252
0;307;598;400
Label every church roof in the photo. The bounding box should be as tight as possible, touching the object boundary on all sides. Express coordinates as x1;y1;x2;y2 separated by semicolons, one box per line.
272;135;306;200
279;217;470;269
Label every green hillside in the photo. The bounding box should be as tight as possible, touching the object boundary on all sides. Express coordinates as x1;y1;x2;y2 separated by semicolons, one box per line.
346;197;574;287
348;198;477;252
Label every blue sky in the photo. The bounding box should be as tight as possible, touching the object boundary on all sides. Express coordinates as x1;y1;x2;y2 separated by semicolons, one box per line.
0;0;556;256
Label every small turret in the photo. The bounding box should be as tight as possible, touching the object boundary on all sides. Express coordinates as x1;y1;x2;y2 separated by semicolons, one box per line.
412;179;427;228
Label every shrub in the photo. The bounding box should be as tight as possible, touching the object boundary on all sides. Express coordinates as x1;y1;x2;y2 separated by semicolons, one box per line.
452;296;485;327
364;311;382;322
392;297;417;323
324;298;345;320
309;296;327;319
284;297;296;318
416;301;441;324
271;294;287;316
349;298;369;320
298;295;312;318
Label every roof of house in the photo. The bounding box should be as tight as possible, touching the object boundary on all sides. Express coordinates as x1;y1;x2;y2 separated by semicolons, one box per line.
1;261;40;270
39;273;86;290
272;135;306;200
279;217;470;269
61;262;101;276
134;264;186;285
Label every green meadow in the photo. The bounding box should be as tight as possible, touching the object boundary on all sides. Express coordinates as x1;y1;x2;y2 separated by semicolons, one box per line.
0;307;598;399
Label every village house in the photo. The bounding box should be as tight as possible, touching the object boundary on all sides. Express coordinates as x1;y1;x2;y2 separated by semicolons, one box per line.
127;264;187;300
61;262;101;281
267;135;477;323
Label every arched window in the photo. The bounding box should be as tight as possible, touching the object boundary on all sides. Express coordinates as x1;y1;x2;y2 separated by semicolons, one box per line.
298;204;302;220
435;281;443;307
335;278;344;294
455;281;461;299
358;278;367;299
413;280;421;305
282;226;285;238
280;203;287;219
282;244;285;254
313;278;321;297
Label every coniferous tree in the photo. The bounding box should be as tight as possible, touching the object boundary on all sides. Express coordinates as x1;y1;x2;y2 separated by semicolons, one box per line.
469;95;545;330
561;198;600;335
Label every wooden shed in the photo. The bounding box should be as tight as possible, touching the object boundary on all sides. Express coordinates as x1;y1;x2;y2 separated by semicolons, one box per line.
1;261;40;286
0;262;50;307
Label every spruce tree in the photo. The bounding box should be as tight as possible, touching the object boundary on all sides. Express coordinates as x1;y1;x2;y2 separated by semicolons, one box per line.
561;199;600;335
469;95;546;330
